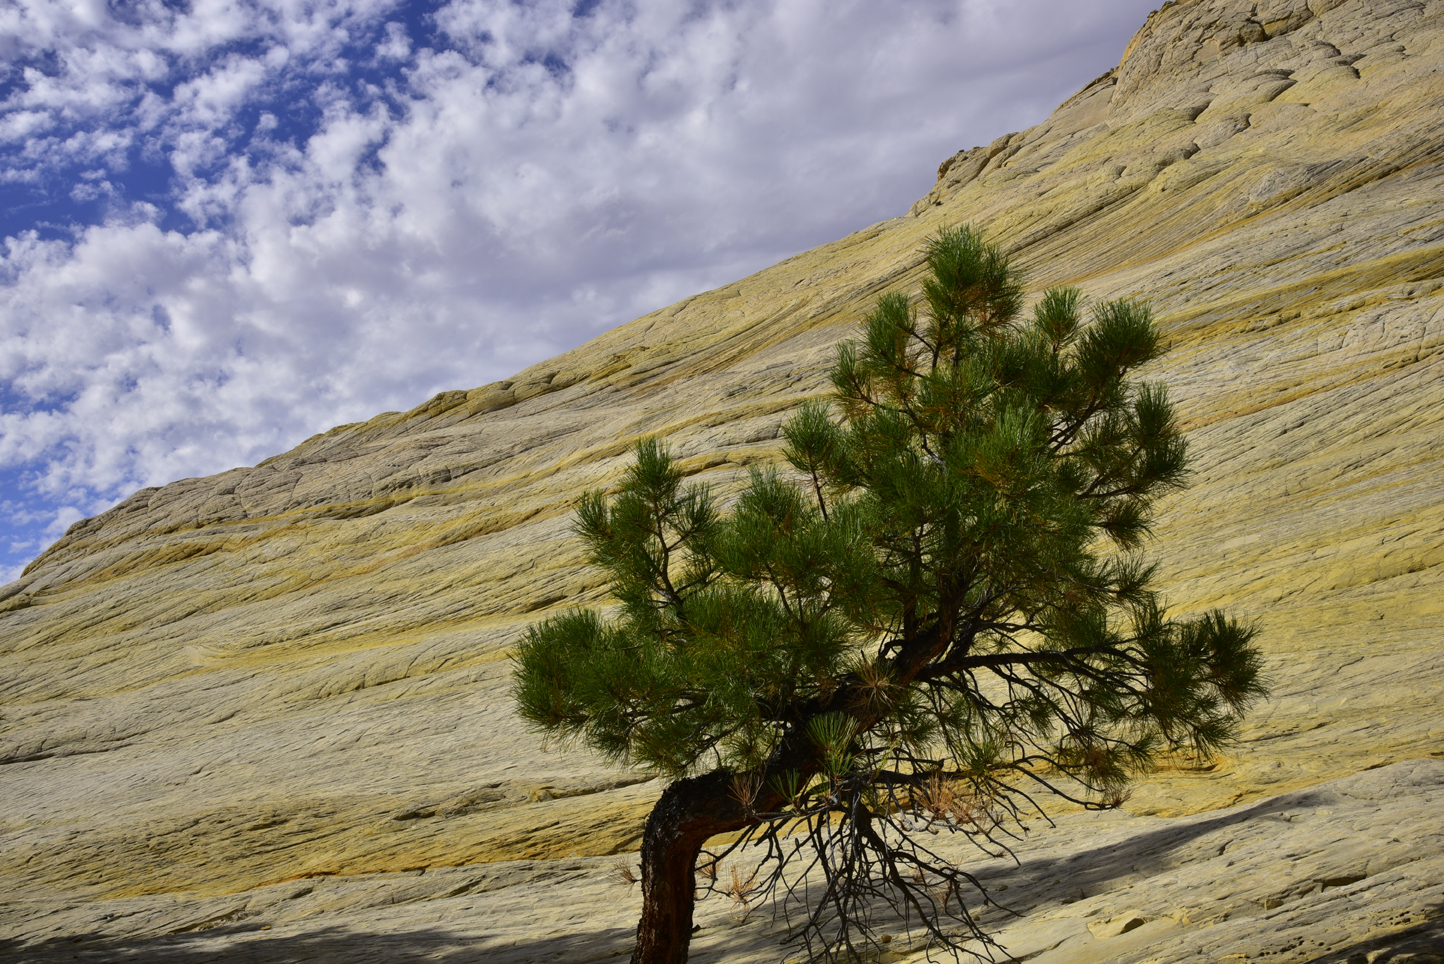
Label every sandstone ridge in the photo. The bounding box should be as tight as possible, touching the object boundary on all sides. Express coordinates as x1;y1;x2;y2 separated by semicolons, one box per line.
3;0;1443;961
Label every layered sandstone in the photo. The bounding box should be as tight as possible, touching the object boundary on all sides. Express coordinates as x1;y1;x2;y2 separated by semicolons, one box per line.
8;760;1442;963
2;0;1442;960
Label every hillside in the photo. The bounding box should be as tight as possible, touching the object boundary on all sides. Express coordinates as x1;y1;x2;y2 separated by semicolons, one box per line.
2;0;1442;961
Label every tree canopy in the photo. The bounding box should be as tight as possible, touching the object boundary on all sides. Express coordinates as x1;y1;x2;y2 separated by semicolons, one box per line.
512;226;1266;964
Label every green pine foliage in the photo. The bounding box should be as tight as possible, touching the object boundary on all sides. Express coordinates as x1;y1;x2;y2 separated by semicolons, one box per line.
512;226;1266;961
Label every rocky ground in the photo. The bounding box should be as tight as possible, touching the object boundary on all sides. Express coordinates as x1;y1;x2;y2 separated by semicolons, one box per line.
6;762;1442;963
2;0;1442;960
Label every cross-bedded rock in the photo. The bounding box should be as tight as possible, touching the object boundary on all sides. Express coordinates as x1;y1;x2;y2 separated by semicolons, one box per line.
2;1;1442;960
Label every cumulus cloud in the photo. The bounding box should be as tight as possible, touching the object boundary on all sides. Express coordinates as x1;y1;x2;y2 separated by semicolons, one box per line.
0;0;1159;580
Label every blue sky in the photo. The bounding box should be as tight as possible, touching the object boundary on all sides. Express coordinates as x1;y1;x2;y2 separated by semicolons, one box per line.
0;0;1159;583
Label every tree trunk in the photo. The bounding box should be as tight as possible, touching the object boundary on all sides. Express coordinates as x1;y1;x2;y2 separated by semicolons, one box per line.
630;771;753;964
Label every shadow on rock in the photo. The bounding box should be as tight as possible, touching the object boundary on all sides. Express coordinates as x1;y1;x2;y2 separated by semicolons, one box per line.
974;786;1340;917
1301;915;1444;962
0;920;637;964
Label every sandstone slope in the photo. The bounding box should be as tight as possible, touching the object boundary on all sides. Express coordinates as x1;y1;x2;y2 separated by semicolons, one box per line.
7;760;1442;964
2;0;1443;960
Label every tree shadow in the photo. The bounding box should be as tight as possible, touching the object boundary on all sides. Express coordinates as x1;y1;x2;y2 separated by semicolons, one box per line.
0;919;637;964
989;786;1338;912
1300;914;1444;962
728;771;1436;954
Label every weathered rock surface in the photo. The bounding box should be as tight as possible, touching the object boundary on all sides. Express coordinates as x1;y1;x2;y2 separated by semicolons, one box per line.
2;0;1442;960
5;761;1441;963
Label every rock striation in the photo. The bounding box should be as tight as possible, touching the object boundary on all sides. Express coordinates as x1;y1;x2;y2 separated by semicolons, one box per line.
7;761;1444;963
2;0;1442;960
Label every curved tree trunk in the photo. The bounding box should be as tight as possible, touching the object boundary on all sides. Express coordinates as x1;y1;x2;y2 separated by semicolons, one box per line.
627;694;878;963
630;771;754;964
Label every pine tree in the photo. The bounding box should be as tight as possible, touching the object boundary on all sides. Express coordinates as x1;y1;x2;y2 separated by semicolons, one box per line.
512;226;1266;964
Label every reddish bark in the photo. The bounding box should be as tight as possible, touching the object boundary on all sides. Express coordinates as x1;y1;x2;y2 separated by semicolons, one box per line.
630;771;753;964
626;647;949;964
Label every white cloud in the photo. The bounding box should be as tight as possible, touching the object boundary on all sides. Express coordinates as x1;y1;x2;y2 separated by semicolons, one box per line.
44;504;83;538
0;0;1160;579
